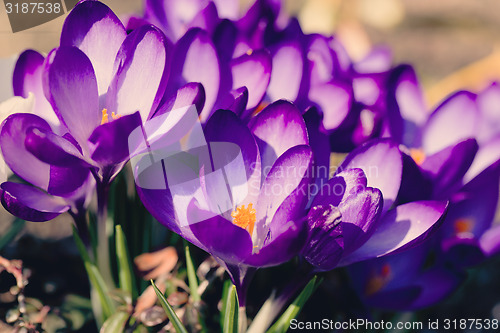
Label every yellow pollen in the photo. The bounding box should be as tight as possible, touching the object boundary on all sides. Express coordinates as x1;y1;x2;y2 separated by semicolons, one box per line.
231;203;256;236
454;218;474;235
365;264;392;296
410;148;426;165
101;108;121;125
246;49;253;56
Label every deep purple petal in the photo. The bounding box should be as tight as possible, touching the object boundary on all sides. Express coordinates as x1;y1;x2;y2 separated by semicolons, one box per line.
464;135;500;182
0;182;69;222
189;215;253;266
0;113;51;190
60;0;127;95
340;139;403;213
386;65;427;148
106;25;169;121
303;205;344;270
45;47;100;149
339;201;447;266
24;127;91;168
421;138;478;198
303;107;330;188
214;87;249;117
423;91;479;155
254;145;313;247
231;49;271;109
311;168;367;208
250;100;308;175
339;187;383;254
88;112;142;167
244;220;307;267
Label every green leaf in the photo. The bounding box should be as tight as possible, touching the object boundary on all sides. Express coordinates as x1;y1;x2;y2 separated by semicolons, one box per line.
267;276;321;333
223;285;239;333
184;244;201;303
220;280;232;328
0;218;25;251
73;227;115;321
151;279;188;333
100;311;129;333
115;225;138;300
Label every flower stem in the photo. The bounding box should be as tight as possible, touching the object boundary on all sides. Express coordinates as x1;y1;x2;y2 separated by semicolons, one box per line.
96;181;115;289
247;265;314;333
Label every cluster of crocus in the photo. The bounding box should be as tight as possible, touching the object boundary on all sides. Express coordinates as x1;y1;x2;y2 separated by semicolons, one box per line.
0;0;499;330
347;67;500;310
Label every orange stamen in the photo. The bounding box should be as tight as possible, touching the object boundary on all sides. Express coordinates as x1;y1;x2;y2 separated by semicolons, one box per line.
365;264;392;296
454;218;474;235
231;203;256;236
410;148;426;165
101;108;109;125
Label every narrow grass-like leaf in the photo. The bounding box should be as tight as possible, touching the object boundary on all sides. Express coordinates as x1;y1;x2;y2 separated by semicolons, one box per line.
73;227;115;321
223;285;239;333
0;218;25;251
220;280;232;328
185;244;201;303
151;279;188;333
100;311;129;333
267;276;321;333
115;225;138;300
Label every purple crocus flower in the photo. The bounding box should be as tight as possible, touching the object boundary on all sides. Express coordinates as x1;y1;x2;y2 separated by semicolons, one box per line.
136;100;314;303
302;139;447;271
347;70;500;310
0;0;172;221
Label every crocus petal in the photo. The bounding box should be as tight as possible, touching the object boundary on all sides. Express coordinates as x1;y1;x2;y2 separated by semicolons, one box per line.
303;205;344;270
88;112;142;167
205;109;260;204
339;201;447;266
421;138;478;199
423;91;479;155
308;81;353;131
157;82;206;118
442;161;500;242
464;135;500;183
303;107;330;188
386;65;427;148
306;34;334;86
12;50;59;129
45;47;100;151
60;0;127;95
353;47;392;73
250;100;308;175
340;139;402;213
214;87;249;117
480;225;500;257
231;49;272;110
311;168;367;208
24;127;91;168
189;215;253;265
1;113;51;190
477;82;500;143
0;182;69;222
169;28;220;122
267;42;303;102
107;25;169;121
244;220;307;267
339;187;383;254
187;2;220;35
254;145;313;247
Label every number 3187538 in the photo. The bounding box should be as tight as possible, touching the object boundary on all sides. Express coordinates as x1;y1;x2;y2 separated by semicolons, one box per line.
5;2;61;14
